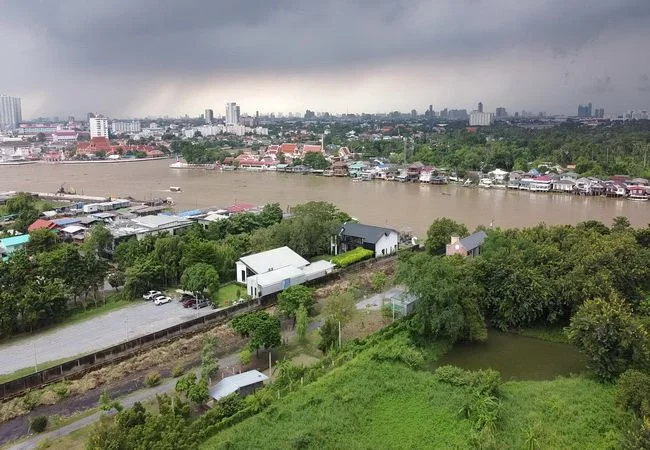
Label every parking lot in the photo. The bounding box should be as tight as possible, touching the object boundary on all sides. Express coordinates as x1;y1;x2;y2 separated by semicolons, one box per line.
0;298;216;376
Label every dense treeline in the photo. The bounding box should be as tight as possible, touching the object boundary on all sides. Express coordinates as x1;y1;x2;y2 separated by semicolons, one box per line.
399;217;650;380
353;121;650;178
114;202;349;300
0;227;111;338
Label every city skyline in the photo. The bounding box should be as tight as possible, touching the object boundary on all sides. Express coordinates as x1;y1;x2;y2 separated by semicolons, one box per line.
1;0;650;118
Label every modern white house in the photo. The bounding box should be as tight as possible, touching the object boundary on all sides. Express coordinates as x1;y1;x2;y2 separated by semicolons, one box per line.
235;246;335;299
333;223;399;258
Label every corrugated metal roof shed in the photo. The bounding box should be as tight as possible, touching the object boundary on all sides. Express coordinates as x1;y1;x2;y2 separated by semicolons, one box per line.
209;370;269;400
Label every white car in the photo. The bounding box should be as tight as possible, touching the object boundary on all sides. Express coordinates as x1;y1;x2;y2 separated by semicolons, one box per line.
154;295;172;306
143;290;162;300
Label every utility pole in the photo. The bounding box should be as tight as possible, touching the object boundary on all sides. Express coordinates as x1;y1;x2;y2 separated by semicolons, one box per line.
268;351;272;374
33;343;38;373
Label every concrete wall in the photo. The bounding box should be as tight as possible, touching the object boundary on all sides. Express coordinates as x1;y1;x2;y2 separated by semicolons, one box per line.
375;232;399;257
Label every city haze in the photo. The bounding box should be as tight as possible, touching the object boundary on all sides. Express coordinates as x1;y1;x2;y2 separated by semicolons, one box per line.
1;0;650;118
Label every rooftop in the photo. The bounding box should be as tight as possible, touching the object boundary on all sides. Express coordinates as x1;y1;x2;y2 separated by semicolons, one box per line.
209;370;269;401
339;222;397;245
132;214;191;229
250;265;305;288
0;234;30;248
239;246;309;274
459;231;488;252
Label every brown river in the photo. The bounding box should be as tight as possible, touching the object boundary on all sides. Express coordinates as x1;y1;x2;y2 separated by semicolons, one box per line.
1;159;648;236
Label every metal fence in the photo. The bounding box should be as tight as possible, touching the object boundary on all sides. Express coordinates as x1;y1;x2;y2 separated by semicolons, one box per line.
0;298;271;400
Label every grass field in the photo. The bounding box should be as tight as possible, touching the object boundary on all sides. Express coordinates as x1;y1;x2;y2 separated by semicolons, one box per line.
216;282;245;307
201;343;625;450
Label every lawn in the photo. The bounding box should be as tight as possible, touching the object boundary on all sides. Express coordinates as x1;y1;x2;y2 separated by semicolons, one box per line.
201;341;625;450
201;357;474;450
215;282;245;307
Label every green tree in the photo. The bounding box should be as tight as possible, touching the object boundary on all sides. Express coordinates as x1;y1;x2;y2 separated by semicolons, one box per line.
371;272;388;293
568;295;650;381
296;304;308;343
6;193;40;233
398;253;486;344
258;203;283;228
425;217;469;255
231;311;281;356
278;285;315;323
99;389;123;412
107;271;125;292
323;289;357;328
175;372;210;406
83;223;113;258
318;318;339;353
26;229;58;254
123;257;164;299
302;152;329;170
180;263;220;300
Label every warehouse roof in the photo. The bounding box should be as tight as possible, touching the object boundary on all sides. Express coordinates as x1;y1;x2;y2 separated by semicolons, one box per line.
238;246;308;275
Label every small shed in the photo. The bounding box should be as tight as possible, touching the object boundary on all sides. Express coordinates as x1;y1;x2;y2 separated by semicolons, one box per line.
209;370;269;401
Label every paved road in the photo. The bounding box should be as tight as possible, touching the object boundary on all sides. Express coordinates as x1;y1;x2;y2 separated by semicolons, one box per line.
8;352;243;450
355;286;406;311
0;299;215;375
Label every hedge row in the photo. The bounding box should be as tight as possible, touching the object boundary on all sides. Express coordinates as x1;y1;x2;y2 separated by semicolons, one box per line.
331;247;374;268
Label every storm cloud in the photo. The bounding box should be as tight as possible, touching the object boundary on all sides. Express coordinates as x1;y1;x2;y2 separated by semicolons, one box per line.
2;0;650;118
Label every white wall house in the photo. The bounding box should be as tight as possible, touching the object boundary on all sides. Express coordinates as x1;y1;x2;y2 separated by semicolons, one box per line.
235;246;334;298
335;223;399;258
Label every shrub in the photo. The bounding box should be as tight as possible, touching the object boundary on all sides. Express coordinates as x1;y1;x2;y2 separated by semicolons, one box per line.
172;363;185;378
331;247;374;268
616;369;650;416
434;366;501;396
30;415;48;433
144;371;161;387
239;348;252;366
371;272;388;292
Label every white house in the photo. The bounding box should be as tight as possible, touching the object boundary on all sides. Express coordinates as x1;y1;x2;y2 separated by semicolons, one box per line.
488;168;509;182
334;223;399;258
235;246;335;298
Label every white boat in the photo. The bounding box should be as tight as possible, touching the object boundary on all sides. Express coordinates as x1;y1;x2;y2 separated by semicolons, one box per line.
169;161;189;169
169;186;182;192
478;178;493;188
323;170;334;177
463;179;473;187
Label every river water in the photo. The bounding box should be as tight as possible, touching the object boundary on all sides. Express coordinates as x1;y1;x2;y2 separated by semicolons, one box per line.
1;159;648;236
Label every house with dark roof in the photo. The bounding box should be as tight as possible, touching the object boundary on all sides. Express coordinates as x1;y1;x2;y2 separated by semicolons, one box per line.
446;231;487;257
335;222;399;258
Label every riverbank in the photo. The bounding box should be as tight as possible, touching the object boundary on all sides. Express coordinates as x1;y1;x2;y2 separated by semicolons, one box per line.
39;156;170;165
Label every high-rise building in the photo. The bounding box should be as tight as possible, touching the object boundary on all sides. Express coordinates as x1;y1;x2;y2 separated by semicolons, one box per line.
111;120;141;134
411;109;417;118
0;95;22;130
577;103;593;118
495;107;507;119
469;111;495;126
594;108;605;119
204;109;214;124
89;116;109;138
478;102;483;113
225;102;240;125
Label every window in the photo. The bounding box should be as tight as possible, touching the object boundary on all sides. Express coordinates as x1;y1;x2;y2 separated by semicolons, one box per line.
241;269;246;280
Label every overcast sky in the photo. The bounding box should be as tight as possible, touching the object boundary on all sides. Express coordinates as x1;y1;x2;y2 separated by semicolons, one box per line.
2;0;650;119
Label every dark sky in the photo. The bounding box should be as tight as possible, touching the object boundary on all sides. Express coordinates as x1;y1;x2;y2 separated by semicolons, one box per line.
2;0;650;118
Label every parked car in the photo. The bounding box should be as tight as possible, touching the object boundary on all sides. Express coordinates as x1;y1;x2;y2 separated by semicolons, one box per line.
154;296;172;306
183;298;197;308
194;299;210;309
143;290;162;301
179;293;195;302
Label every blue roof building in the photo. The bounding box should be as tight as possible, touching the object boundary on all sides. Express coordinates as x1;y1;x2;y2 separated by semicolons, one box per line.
0;234;30;261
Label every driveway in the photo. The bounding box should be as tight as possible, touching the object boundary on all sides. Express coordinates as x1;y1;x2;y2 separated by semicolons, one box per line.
355;286;406;311
0;300;216;375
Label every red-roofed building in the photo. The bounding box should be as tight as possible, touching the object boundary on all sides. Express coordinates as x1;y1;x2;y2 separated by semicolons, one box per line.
227;203;258;214
279;143;298;155
28;219;58;233
76;138;163;158
302;144;322;154
266;145;279;154
338;147;352;160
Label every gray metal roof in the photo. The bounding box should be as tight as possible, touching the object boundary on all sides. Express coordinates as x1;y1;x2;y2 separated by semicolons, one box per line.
339;223;397;245
459;231;487;251
209;370;269;400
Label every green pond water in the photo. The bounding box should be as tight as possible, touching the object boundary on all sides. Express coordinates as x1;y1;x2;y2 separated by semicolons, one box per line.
438;330;587;381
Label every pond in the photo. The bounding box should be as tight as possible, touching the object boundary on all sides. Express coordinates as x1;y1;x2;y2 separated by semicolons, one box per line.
437;330;587;381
